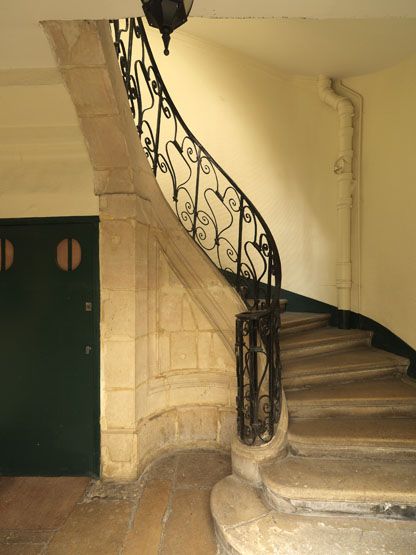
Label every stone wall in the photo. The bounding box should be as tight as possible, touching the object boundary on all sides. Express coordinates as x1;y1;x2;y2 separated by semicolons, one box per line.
43;19;245;480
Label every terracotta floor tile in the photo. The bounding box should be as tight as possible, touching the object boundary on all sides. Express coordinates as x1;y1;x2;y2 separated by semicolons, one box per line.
161;488;217;555
0;477;90;530
46;499;132;555
176;451;231;488
123;479;172;555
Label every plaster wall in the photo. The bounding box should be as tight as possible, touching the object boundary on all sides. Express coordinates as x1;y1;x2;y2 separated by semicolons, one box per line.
344;55;416;349
148;27;340;307
149;26;416;351
0;78;97;218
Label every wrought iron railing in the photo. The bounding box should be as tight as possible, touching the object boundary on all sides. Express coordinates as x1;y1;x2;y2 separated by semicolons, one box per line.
110;18;282;445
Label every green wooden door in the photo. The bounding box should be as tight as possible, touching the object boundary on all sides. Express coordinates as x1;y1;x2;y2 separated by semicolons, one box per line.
0;218;99;476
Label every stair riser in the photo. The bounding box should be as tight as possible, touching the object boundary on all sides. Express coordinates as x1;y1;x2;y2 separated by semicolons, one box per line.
288;404;416;419
283;367;405;389
281;337;372;360
280;320;329;336
289;443;416;461
262;488;416;520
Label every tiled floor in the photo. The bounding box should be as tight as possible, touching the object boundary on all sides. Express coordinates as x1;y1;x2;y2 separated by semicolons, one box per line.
0;450;231;554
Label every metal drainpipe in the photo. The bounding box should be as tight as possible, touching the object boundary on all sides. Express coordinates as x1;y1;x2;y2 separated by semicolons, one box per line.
318;75;354;329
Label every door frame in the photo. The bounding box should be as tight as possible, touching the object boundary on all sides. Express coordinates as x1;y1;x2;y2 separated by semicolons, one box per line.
0;215;100;477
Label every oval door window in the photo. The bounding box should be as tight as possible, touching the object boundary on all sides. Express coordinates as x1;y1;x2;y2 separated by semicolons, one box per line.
0;239;14;271
56;238;82;272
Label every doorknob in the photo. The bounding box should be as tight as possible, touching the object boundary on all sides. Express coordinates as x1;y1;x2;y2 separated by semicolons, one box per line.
85;345;92;355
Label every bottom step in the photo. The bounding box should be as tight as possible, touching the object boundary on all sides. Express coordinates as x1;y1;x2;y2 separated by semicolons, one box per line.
261;455;416;518
211;475;416;555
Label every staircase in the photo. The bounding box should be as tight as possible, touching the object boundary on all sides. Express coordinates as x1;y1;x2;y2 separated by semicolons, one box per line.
212;303;416;554
109;18;416;550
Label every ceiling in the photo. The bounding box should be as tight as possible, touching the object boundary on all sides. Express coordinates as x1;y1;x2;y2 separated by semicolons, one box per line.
2;1;416;70
180;18;416;77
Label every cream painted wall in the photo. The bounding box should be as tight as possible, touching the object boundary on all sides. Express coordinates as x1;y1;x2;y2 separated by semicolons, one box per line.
0;80;98;217
344;55;416;349
147;27;339;306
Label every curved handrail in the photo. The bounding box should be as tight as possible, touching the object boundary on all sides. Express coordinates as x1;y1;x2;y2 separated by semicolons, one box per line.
110;18;282;444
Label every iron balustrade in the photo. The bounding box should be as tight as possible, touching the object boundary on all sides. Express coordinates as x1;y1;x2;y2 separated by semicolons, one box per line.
110;17;282;444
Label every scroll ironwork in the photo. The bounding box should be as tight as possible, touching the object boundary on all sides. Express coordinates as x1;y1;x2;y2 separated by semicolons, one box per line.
110;17;282;444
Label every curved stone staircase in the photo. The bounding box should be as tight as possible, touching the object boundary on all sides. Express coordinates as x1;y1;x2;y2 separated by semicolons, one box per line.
212;303;416;554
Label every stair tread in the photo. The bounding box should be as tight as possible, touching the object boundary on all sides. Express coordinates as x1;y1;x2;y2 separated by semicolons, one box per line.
283;345;409;377
262;456;416;504
289;417;416;446
281;311;330;328
211;476;416;555
287;377;416;406
280;327;371;351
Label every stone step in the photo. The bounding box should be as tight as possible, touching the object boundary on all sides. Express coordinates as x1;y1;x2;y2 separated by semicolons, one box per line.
283;345;409;389
261;455;416;519
287;377;416;418
280;312;330;335
289;417;416;460
246;298;288;313
211;475;416;555
280;327;372;360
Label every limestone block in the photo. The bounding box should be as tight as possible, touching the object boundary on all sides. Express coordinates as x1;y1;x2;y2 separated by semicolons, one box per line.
177;407;218;442
61;67;118;116
219;409;236;448
100;219;135;291
99;192;136;218
80;115;130;170
42;20;106;68
169;383;230;408
144;382;170;418
135;224;149;290
95;169;136;196
105;389;135;430
102;459;138;481
135;196;154;226
182;293;212;331
135;335;149;384
103;340;135;389
135;382;148;420
168;263;182;287
157;333;170;375
170;332;198;370
102;432;136;463
146;332;158;377
197;332;233;370
135;288;149;337
137;410;177;460
158;291;183;332
101;290;135;340
156;247;174;289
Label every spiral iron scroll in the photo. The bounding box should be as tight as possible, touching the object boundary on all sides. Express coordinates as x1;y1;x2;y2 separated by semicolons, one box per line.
110;18;282;444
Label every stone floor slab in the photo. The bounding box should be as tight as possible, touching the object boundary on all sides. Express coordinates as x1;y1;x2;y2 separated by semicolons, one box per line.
123;479;171;555
161;488;217;554
46;500;132;555
176;451;231;488
0;477;90;530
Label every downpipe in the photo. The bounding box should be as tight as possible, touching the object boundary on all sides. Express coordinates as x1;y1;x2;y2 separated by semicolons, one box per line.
318;75;354;329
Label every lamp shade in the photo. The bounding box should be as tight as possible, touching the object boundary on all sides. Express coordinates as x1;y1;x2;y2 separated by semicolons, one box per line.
142;0;194;55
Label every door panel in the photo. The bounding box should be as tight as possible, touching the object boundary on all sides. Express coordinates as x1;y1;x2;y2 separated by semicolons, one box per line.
0;219;99;476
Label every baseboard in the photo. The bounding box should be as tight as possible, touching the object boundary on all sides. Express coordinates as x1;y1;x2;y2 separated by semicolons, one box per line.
221;270;415;379
281;288;416;379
